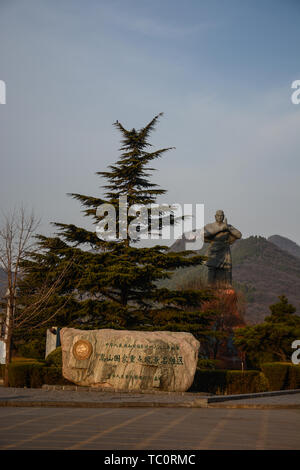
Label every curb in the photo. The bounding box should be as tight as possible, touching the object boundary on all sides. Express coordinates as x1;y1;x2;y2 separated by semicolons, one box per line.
0;389;299;410
207;403;300;409
0;400;201;409
41;385;300;401
204;388;300;404
41;385;209;396
0;399;299;410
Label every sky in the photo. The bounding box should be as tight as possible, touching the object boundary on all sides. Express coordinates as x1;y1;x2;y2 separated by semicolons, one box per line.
1;0;300;245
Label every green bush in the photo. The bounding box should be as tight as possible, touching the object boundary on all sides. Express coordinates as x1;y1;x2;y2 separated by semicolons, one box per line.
189;369;227;394
261;363;300;391
7;360;72;388
29;363;47;388
190;369;269;394
197;359;221;370
45;347;62;367
288;364;300;389
8;361;45;388
43;366;71;385
260;363;288;391
225;370;269;394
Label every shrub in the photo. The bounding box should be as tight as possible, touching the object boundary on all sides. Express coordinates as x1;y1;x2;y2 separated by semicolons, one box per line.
12;357;40;362
29;363;47;388
43;366;71;385
190;369;269;395
43;366;62;385
8;361;45;388
225;370;269;394
189;369;227;394
288;364;300;389
261;363;300;391
260;363;289;391
45;347;62;367
197;359;221;370
7;360;72;388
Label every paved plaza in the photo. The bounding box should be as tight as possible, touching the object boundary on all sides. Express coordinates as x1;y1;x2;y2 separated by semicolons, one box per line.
0;387;299;450
0;405;299;450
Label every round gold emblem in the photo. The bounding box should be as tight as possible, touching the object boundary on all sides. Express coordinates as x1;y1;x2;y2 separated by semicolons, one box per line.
73;340;93;360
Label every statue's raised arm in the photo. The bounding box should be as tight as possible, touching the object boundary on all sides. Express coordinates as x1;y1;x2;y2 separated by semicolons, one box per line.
227;224;242;245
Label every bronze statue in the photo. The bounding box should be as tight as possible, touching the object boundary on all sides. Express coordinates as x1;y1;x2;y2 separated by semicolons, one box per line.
203;210;242;286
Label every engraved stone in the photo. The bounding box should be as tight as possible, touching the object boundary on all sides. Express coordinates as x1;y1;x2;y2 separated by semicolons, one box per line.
60;328;200;392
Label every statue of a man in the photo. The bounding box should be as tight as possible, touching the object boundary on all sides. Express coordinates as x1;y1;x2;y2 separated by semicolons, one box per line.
203;210;242;286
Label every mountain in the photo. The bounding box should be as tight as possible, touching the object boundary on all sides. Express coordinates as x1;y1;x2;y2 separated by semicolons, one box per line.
268;235;300;260
167;235;300;324
232;236;300;323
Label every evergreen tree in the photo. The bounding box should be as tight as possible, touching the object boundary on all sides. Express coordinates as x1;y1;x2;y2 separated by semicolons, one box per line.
18;113;212;339
234;296;300;367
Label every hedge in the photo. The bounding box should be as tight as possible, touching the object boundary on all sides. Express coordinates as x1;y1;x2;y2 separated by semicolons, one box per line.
189;369;269;395
261;363;300;391
226;370;269;395
197;359;221;370
7;361;71;388
8;362;45;388
45;347;62;367
43;366;68;386
289;364;300;389
5;359;300;392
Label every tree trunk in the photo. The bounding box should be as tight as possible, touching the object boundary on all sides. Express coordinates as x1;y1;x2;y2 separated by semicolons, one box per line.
4;297;14;387
4;332;12;387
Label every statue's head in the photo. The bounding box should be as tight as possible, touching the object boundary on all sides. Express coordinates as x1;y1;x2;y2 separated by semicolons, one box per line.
215;210;224;223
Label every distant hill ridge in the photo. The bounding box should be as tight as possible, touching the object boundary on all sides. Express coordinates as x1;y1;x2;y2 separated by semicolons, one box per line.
268;234;300;260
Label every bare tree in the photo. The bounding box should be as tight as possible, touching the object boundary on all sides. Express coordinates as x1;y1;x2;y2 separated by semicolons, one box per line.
0;208;80;386
0;207;39;385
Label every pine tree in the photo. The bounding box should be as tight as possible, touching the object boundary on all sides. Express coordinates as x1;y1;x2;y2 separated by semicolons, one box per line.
234;296;300;367
18;113;212;339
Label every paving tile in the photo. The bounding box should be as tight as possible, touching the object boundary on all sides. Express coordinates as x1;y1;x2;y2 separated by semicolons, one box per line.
1;401;300;449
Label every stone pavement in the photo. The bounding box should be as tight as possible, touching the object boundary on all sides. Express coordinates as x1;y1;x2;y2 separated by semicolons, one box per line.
0;386;300;409
0;387;299;449
209;393;300;408
0;386;208;408
0;406;299;449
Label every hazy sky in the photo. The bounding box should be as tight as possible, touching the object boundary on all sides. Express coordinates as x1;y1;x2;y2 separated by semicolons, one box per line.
1;0;300;244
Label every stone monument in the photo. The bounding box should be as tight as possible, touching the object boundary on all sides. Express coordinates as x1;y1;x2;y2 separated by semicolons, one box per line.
60;328;199;392
45;327;61;358
203;210;242;286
